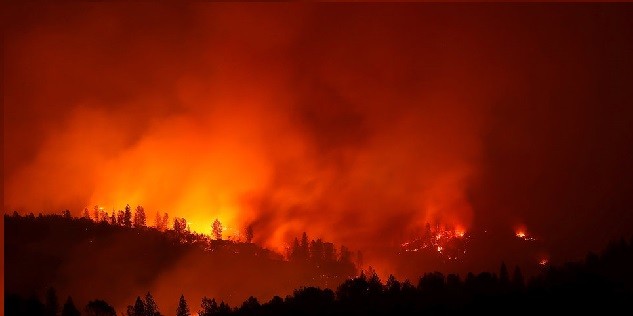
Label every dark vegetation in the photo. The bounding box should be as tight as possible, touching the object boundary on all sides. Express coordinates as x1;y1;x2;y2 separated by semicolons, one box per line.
5;213;633;315
4;212;356;312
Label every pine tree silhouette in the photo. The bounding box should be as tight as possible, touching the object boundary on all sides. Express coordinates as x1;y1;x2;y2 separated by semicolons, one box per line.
176;295;190;316
61;296;80;316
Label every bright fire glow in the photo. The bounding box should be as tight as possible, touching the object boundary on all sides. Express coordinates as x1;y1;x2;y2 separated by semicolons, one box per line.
400;224;469;261
515;226;537;241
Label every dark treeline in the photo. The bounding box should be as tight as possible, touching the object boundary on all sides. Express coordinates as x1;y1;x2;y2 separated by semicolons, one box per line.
6;217;633;315
4;213;358;312
7;238;633;315
5;211;358;282
6;210;359;266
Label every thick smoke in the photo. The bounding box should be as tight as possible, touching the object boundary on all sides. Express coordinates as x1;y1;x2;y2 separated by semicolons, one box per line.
5;3;633;273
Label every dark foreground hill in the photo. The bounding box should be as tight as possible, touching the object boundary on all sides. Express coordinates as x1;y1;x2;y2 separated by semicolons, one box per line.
7;235;633;316
4;214;356;313
6;214;633;315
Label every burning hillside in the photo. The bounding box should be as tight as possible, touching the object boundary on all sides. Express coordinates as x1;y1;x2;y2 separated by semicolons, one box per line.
400;224;469;262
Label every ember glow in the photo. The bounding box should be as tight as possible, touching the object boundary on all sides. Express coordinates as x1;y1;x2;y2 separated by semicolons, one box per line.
515;226;537;241
400;224;469;262
516;231;526;238
5;2;633;287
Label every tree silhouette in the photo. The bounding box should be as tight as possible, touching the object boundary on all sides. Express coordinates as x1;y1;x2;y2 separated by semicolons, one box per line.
45;287;59;316
132;296;145;316
123;204;132;228
300;232;309;260
386;274;401;295
93;206;100;222
418;272;445;293
366;267;383;295
176;295;190;316
401;279;416;294
290;237;301;261
499;262;510;287
145;292;160;316
446;273;462;290
336;271;370;301
174;217;187;234
63;209;72;219
291;287;335;310
323;242;335;262
245;224;254;243
199;297;218;316
239;296;260;315
212;218;223;240
310;239;325;262
61;296;80;316
335;246;358;280
162;213;169;230
155;212;169;231
85;299;116;316
5;227;633;316
116;210;125;225
83;208;90;219
218;301;231;315
133;206;147;228
267;296;283;310
356;250;364;268
154;211;161;230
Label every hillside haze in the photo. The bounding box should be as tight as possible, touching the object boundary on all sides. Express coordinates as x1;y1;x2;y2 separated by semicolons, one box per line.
5;214;356;314
6;213;551;314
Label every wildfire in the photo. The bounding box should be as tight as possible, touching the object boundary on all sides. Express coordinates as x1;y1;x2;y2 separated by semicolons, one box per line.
539;258;549;266
515;226;537;241
400;224;469;261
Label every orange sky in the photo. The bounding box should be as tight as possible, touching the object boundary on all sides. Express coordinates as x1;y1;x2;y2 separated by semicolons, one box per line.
5;3;633;265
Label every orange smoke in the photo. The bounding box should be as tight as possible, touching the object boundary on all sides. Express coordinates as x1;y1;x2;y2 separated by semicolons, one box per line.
5;4;515;266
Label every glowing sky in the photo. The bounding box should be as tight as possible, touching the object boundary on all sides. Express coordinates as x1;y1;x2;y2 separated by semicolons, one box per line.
5;3;633;264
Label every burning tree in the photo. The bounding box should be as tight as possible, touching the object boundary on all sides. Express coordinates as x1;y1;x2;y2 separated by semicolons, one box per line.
399;223;468;261
116;210;124;225
212;219;223;240
133;205;146;228
174;218;188;234
155;212;170;231
245;224;254;243
93;206;100;222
